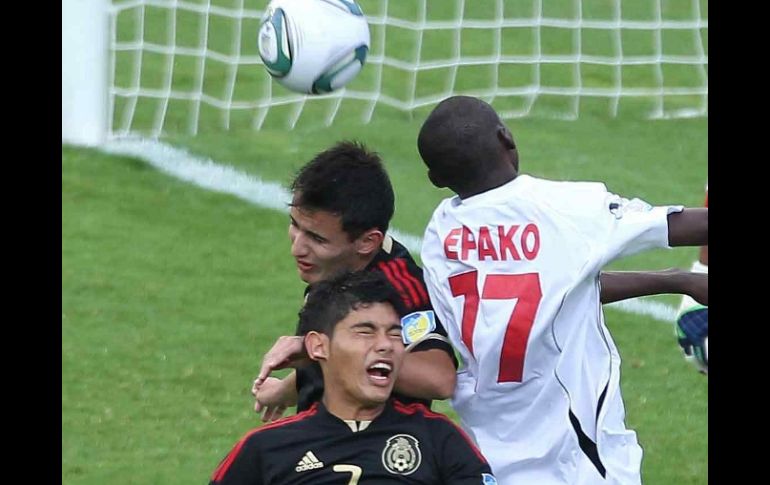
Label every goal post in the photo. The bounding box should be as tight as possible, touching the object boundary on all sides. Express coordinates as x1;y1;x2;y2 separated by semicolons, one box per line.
62;0;708;141
62;0;110;146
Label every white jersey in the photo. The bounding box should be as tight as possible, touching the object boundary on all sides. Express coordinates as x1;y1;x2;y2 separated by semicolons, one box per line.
420;175;683;485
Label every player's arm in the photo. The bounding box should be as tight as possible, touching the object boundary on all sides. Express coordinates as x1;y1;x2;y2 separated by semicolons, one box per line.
394;348;457;400
253;336;309;387
251;335;305;420
394;310;458;400
699;185;708;265
667;207;708;247
599;269;707;305
253;373;298;421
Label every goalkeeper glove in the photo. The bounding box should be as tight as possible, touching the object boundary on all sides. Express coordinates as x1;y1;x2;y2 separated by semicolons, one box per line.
675;261;708;374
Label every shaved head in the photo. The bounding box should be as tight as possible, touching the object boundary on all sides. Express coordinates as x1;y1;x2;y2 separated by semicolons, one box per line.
417;96;518;198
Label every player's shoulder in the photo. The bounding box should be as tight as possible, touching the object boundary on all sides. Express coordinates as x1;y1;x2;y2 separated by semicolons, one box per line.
390;400;456;431
425;195;460;225
374;238;424;278
522;174;607;196
389;400;489;467
516;175;612;218
381;236;416;261
245;404;321;442
371;242;433;312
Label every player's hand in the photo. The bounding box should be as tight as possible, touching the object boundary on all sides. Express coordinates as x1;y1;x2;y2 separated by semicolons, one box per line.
253;377;292;422
253;336;308;388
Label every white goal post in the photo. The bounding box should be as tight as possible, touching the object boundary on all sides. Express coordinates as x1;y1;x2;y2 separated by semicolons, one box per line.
62;0;708;143
62;0;110;145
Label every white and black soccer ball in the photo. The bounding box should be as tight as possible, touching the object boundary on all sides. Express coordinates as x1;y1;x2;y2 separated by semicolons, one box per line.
257;0;370;94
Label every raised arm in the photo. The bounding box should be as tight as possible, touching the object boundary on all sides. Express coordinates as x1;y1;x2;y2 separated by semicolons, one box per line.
393;348;457;400
251;334;307;421
667;207;708;247
599;268;707;305
253;336;308;388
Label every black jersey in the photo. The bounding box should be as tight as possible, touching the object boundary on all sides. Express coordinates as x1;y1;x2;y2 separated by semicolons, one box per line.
210;400;495;485
295;237;456;412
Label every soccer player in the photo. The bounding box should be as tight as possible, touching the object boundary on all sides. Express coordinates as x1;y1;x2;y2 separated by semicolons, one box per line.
675;182;708;374
250;141;458;421
209;271;497;485
415;95;708;484
252;141;708;424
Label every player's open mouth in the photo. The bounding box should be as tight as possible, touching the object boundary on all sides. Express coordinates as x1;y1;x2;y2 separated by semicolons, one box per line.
366;361;393;385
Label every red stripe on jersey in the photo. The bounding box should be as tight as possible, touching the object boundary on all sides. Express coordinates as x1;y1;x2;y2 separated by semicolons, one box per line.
386;260;421;308
211;403;319;482
377;261;416;308
394;258;429;306
392;400;488;464
392;400;427;416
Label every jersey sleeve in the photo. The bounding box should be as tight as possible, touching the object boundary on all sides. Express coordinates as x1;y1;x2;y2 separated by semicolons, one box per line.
377;253;457;365
569;183;684;267
405;310;456;366
209;431;264;485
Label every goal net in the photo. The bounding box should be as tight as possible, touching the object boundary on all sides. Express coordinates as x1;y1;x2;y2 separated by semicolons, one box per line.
80;0;709;139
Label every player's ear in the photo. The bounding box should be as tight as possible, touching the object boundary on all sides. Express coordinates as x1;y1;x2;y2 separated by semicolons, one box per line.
355;229;383;256
497;125;519;172
497;125;516;150
305;331;329;361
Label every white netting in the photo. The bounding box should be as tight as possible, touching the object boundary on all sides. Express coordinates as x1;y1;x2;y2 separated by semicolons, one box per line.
108;0;708;138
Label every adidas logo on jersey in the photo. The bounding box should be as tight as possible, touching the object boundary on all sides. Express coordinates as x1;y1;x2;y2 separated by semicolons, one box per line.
295;451;324;472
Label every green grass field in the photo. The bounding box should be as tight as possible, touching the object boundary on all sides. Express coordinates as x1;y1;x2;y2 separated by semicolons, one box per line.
63;1;707;483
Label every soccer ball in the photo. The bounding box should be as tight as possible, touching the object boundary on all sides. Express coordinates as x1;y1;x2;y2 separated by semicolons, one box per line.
257;0;370;94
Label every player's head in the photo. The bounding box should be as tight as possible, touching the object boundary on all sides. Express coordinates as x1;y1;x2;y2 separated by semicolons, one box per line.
289;141;395;284
300;271;406;408
417;95;519;198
